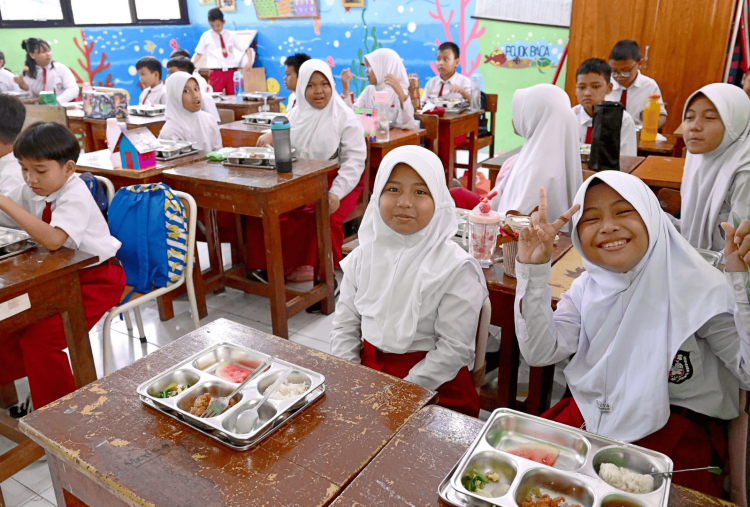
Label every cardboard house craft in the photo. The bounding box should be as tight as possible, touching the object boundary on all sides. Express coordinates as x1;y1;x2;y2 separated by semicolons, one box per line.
114;127;161;170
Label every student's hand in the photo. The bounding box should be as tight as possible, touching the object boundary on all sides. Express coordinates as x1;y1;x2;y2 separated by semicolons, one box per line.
384;74;406;103
328;192;340;215
517;188;580;265
721;220;750;272
256;132;273;147
13;74;28;91
243;62;252;73
340;69;353;96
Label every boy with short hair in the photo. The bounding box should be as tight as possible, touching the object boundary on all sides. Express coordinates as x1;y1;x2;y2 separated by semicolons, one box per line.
0;94;26;194
422;42;472;103
135;56;165;105
604;40;666;128
284;53;311;111
193;7;253;95
166;57;220;122
573;58;637;156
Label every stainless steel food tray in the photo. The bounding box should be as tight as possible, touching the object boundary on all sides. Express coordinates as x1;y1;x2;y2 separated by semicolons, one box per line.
433;99;470;114
221;147;298;168
129;105;166;117
136;342;326;450
155;148;201;161
0;227;37;261
441;409;672;507
154;140;197;160
242;112;287;125
696;248;723;268
241;92;277;101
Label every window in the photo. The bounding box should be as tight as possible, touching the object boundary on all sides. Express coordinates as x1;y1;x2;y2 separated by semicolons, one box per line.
0;0;188;27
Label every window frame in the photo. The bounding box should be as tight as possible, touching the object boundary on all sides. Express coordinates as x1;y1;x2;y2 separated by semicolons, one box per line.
0;0;190;28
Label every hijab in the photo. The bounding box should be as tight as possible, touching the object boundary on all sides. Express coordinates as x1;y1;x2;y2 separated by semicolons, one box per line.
491;84;581;230
287;59;360;160
364;48;411;95
680;83;750;250
341;146;487;351
564;171;735;441
163;72;219;152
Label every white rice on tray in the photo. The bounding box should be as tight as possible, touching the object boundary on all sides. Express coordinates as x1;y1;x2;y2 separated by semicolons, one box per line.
598;463;654;493
269;380;309;400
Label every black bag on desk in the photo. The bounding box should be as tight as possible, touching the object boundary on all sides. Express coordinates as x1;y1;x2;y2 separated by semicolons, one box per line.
588;101;623;171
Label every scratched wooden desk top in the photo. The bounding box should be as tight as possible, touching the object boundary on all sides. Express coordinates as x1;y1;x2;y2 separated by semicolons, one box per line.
20;318;436;507
0;247;96;294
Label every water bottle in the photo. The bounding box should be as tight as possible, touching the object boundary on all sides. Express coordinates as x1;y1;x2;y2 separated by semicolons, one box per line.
233;70;244;97
470;75;482;110
641;93;661;142
374;91;390;142
106;118;122;168
271;117;293;173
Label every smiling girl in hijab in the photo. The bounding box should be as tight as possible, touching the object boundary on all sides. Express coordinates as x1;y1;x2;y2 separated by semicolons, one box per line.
513;171;750;495
340;48;417;129
677;83;750;252
159;71;221;152
451;84;581;231
330;146;487;416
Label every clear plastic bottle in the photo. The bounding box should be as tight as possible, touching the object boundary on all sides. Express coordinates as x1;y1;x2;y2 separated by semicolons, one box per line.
641;93;661;142
233;71;244;97
374;91;390;142
470;75;482;110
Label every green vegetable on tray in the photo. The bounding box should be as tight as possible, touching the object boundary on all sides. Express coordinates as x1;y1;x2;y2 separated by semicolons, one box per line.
155;383;192;399
461;468;488;492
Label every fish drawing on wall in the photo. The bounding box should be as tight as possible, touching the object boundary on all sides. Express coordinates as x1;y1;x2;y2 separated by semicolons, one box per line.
484;48;507;68
326;56;335;68
144;41;156;53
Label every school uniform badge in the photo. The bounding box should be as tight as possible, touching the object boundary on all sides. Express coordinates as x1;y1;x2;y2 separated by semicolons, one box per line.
669;351;693;384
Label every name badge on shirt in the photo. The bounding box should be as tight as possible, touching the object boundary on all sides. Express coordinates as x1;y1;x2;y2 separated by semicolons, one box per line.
597;400;612;413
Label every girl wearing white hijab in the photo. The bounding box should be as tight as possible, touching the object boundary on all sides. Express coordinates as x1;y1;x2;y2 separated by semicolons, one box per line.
514;171;750;495
331;146;487;416
159;71;221;152
450;84;581;231
246;59;367;284
340;48;418;129
677;83;750;252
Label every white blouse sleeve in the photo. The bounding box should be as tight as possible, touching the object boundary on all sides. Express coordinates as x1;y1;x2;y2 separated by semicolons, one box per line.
729;270;750;352
396;94;418;129
620;113;638;157
330;260;363;364
55;64;80;104
328;120;366;200
207;119;222;151
514;260;582;366
729;171;750;226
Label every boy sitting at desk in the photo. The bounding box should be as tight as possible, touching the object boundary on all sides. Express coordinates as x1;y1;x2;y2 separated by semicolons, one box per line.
422;42;472;103
284;53;310;112
136;56;166;106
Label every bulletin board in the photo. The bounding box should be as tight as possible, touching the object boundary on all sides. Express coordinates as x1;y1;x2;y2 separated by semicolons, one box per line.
254;0;319;19
474;0;572;28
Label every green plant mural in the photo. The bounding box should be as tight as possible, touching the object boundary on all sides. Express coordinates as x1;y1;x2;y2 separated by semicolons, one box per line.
349;8;381;96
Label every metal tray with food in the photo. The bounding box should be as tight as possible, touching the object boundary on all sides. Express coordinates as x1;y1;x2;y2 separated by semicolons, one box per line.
154;140;197;160
240;92;278;101
441;409;672;507
136;342;326;450
242;112;288;125
221;147;299;169
129;104;166;117
433;98;470;114
695;248;723;268
0;227;37;261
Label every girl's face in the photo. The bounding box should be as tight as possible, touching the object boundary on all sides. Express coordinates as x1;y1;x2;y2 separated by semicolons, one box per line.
379;163;435;235
365;64;377;85
31;44;52;67
305;71;332;109
683;95;725;154
182;78;202;112
577;182;649;273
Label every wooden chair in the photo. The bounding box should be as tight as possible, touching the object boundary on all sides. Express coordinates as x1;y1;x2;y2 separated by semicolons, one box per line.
473;298;492;387
421;114;440;155
342;140;372;244
657;188;681;215
728;389;748;506
455;93;498;169
218;108;235;125
22;104;68;130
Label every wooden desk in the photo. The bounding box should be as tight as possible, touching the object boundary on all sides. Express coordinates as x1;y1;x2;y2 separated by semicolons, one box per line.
638;133;678;157
66;109;93;152
86;115;167;152
417;110;480;191
19;318;437;507
219;120;268;147
163;159;336;339
481;236;574;415
632;156;685;190
368;127;424;188
331;405;738;507
214;96;285;121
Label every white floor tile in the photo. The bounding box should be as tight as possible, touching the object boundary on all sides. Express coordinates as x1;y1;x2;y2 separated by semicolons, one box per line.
0;435;16;455
232;298;325;334
295;313;336;343
89;327;160;377
11;459;52;497
19;495;55;507
0;478;36;507
205;288;262;315
289;333;330;354
40;488;56;506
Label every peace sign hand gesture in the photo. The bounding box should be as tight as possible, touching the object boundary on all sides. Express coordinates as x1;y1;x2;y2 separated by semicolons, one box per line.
517;188;580;265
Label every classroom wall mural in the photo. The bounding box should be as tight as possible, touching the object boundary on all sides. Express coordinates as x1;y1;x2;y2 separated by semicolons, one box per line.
0;0;568;153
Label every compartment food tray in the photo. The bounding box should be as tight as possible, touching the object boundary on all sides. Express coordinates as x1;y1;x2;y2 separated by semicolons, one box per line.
0;227;37;261
696;248;723;268
129;105;166;117
241;92;278;101
154;140;197;160
136;342;326;450
242;112;288;125
221;147;298;168
441;409;672;507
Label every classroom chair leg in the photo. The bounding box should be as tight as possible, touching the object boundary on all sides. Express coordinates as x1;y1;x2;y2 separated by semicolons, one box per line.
102;313;117;376
134;306;146;343
123;310;133;331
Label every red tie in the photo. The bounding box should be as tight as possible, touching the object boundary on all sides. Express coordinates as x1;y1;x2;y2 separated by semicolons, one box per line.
142;89;151;105
438;83;445;97
620;89;628;109
219;34;228;58
585;126;593;144
42;67;47;89
291;98;296;109
42;201;52;224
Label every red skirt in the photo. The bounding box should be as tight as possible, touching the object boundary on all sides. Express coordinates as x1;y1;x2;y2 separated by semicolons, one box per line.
360;340;480;417
450;187;482;210
543;397;726;496
244;168;365;272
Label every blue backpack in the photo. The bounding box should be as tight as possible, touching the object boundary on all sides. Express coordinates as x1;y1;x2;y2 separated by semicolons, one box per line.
108;183;188;301
79;172;108;214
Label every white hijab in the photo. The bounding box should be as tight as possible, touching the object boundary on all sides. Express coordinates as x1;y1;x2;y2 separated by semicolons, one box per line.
680;83;750;250
287;59;359;160
341;146;487;351
364;47;410;103
163;72;219;152
565;171;735;442
492;84;581;229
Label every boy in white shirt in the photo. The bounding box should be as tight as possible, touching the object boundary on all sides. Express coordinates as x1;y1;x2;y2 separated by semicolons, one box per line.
604;40;667;128
136;56;166;106
284;53;310;112
422;42;472;104
0;51;21;93
573;58;637;156
192;8;253;95
0;94;26;195
0;122;125;413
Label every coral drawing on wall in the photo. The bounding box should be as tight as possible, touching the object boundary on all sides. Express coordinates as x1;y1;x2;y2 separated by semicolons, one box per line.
349;8;381;96
429;0;485;77
71;29;113;87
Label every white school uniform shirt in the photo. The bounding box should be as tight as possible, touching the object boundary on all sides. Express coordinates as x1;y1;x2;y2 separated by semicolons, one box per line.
287;92;297;112
0;174;121;264
331;146;488;390
139;82;166;106
195;29;241;70
0;67;21;92
572;104;637;157
422;72;472;103
0;153;24;195
160;72;222;152
514;171;750;442
604;71;666;126
23;62;79;104
288;60;367;200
